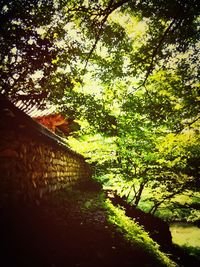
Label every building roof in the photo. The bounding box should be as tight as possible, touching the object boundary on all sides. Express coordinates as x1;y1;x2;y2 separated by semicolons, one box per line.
0;94;84;159
14;100;58;117
12;97;80;136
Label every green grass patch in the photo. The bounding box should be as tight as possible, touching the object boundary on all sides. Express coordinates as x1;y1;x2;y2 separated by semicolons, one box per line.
170;223;200;248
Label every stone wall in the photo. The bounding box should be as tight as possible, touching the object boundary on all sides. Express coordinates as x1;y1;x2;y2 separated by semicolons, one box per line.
0;95;91;205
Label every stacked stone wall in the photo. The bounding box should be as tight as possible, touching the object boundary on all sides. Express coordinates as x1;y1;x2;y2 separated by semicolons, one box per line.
0;95;91;205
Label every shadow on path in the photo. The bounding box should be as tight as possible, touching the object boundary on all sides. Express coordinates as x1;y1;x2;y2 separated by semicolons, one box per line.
0;190;161;267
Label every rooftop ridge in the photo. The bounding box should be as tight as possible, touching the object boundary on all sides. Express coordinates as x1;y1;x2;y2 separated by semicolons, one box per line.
0;94;85;160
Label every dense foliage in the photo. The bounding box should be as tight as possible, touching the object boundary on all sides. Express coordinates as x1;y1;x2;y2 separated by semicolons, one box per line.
1;0;200;220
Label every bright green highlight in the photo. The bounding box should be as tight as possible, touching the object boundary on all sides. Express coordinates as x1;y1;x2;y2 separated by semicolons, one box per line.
105;200;177;267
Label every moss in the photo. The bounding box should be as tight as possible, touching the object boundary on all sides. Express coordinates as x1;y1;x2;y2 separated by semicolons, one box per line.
50;189;178;266
105;199;177;267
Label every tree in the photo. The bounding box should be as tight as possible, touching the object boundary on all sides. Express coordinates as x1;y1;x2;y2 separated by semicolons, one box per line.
0;0;58;104
1;1;199;109
1;0;200;215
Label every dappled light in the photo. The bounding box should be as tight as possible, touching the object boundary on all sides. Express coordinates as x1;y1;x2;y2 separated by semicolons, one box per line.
0;1;200;267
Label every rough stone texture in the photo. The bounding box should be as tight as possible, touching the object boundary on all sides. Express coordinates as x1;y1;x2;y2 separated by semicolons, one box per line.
0;95;91;204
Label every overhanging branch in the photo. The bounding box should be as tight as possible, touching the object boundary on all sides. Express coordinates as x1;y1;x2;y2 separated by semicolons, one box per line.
83;0;131;72
139;18;179;89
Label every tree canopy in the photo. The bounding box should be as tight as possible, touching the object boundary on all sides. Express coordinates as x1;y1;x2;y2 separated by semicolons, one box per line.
1;0;200;218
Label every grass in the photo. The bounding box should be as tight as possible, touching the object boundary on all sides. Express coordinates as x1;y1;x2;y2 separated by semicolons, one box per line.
170;223;200;248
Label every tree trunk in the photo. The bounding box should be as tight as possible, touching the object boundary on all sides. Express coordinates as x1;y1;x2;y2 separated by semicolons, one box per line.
134;182;145;207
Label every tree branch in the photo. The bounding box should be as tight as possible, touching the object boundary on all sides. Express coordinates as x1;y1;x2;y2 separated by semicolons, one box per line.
139;18;178;88
149;186;187;214
82;0;130;72
175;114;200;135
